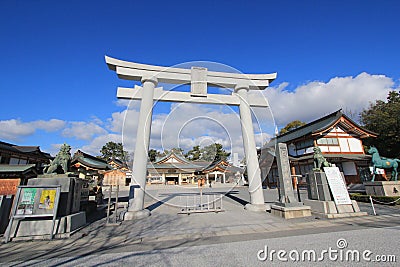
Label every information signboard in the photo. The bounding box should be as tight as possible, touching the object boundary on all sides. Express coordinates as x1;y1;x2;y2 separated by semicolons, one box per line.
323;167;352;205
5;185;61;242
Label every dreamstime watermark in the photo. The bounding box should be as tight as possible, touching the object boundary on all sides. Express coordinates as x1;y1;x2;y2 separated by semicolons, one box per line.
257;238;397;263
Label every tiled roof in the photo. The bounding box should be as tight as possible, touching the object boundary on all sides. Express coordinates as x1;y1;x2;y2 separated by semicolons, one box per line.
154;152;191;164
0;141;52;159
72;150;112;170
148;162;210;170
275;109;377;143
0;164;37;172
202;160;244;173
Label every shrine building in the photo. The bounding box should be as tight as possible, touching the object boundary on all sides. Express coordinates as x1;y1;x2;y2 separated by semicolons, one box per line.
146;152;244;185
259;110;378;186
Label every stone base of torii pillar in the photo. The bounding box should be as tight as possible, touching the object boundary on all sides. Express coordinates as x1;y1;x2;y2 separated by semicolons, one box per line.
245;203;271;212
124;209;151;220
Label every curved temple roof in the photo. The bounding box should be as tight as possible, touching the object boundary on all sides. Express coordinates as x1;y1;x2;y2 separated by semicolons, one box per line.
276;109;378;144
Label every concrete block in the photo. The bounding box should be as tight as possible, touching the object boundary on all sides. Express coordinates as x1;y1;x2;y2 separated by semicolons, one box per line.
351;200;361;212
28;177;85;216
306;171;332;201
8;211;86;240
124;209;151;220
244;203;271;212
336;204;355;213
271;205;312;219
304;199;366;219
304;199;337;214
364;181;400;197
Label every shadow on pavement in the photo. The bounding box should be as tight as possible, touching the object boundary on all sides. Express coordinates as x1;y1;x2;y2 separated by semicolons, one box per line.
0;211;208;266
146;190;242;211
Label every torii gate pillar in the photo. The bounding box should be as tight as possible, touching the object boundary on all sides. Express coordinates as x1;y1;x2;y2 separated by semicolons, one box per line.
236;85;268;211
125;76;157;219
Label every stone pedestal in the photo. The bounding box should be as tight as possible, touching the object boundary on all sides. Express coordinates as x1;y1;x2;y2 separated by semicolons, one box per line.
271;205;312;219
7;212;86;240
271;143;311;218
306;171;332;201
28;177;85;216
245;203;271;212
304;199;367;218
123;209;151;220
364;181;400;197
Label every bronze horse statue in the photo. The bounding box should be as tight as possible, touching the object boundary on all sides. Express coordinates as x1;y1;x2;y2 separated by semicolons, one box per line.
368;147;400;182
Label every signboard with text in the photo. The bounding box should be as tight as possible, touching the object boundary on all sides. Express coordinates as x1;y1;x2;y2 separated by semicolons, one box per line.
324;167;352;205
5;185;61;243
14;186;60;217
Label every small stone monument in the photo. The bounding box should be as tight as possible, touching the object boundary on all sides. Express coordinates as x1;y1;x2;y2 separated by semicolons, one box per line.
271;143;311;219
306;147;332;202
304;146;367;218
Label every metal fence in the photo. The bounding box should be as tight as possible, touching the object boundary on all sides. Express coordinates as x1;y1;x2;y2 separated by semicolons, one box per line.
178;193;224;214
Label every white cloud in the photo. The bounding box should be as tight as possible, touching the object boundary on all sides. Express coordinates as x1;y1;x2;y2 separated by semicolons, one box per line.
263;72;396;127
108;109;140;134
0;118;66;141
62;121;107;141
0;119;36;140
30;119;66;131
79;133;122;156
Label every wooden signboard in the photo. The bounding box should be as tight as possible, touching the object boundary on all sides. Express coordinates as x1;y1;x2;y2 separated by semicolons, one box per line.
103;170;126;186
0;178;21;195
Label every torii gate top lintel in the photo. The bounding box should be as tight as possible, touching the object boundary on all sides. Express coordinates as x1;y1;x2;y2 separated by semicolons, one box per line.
105;56;277;91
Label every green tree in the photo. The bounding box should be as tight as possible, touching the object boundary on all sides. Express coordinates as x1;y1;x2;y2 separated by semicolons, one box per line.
279;120;306;135
200;143;230;162
361;91;400;158
99;141;129;162
148;149;158;162
185;145;201;160
151;148;183;160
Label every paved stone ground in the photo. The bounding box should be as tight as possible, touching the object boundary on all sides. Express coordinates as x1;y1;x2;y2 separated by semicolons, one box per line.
0;185;399;266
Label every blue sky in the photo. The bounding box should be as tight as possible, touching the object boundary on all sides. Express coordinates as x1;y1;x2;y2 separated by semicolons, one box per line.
0;0;399;157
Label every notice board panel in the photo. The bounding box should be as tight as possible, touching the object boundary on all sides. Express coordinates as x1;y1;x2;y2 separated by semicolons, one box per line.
14;186;60;218
5;185;61;242
324;167;352;205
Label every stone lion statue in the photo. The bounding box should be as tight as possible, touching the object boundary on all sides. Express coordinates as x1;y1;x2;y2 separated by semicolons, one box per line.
44;143;72;174
313;146;331;171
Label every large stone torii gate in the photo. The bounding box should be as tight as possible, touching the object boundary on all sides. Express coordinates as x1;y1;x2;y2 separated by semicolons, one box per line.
106;56;277;219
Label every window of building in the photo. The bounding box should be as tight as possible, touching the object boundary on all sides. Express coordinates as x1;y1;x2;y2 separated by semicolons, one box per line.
295;139;313;150
9;158;20;165
0;155;10;164
317;137;339;146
